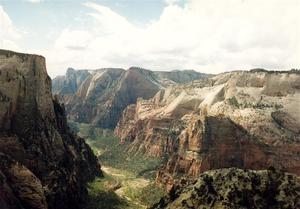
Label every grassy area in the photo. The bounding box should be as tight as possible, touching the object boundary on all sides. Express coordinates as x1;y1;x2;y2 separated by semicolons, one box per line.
84;173;141;209
84;169;164;209
92;136;162;178
70;121;163;178
69;121;166;208
124;183;165;208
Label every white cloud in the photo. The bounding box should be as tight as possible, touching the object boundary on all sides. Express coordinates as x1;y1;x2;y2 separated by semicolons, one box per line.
25;0;44;3
83;2;134;32
54;29;92;50
2;0;299;77
164;0;181;5
0;5;21;51
44;0;299;77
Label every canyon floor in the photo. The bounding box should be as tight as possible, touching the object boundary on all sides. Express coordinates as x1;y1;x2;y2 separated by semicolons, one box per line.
70;122;165;209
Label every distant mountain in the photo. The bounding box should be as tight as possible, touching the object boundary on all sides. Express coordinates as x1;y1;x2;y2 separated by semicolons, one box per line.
52;67;90;95
115;69;300;184
52;67;209;129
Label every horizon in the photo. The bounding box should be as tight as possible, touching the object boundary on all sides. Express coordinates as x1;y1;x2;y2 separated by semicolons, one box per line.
0;0;299;78
0;47;298;79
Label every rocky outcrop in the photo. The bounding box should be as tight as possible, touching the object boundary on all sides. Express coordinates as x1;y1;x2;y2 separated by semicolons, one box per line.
152;168;300;209
0;50;102;209
0;153;47;209
52;68;90;95
115;70;300;181
53;67;208;129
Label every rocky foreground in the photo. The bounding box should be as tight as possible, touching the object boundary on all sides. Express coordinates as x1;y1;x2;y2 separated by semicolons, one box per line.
52;67;208;128
115;69;300;185
152;168;300;209
0;50;102;209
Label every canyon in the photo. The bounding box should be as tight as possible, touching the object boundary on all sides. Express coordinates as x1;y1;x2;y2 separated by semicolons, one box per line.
52;66;300;208
52;67;208;129
114;69;300;188
1;49;299;209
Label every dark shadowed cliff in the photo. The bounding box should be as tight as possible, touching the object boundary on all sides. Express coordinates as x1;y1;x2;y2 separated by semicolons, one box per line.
0;50;102;209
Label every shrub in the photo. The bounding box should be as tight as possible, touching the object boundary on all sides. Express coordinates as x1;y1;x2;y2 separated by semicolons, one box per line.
228;96;239;108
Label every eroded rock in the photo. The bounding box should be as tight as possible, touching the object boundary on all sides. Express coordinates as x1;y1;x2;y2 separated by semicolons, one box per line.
0;50;102;209
53;67;209;128
152;168;300;209
115;70;300;182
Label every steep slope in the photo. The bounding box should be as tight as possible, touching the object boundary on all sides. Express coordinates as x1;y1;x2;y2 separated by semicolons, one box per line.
115;70;300;182
53;67;208;129
0;50;102;209
52;67;90;95
152;168;300;209
60;68;126;128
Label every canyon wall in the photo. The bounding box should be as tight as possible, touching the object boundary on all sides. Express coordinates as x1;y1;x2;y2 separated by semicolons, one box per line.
53;67;208;128
115;70;300;184
0;50;102;209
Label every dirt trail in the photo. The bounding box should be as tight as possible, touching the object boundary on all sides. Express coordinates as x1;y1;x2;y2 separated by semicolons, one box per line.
101;166;150;208
102;166;127;178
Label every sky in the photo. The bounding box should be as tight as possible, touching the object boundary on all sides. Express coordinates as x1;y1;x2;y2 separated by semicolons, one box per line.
0;0;299;78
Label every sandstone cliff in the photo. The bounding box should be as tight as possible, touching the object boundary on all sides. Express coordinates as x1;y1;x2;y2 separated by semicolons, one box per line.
152;168;300;209
53;67;208;129
52;67;90;95
0;50;102;209
114;70;300;181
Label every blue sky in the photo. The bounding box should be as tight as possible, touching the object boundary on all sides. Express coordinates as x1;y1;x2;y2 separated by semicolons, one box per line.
1;0;172;49
0;0;299;77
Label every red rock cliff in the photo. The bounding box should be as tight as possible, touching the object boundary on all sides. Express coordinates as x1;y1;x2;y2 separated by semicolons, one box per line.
115;70;300;183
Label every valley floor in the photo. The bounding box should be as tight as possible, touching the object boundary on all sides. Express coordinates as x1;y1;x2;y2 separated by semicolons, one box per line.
69;122;165;209
98;166;150;208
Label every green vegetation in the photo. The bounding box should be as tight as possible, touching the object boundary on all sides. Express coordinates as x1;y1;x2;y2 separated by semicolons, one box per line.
69;121;166;209
124;183;165;208
226;97;284;110
227;96;239;108
83;145;165;208
70;121;163;178
84;174;140;209
68;120;80;133
98;138;162;178
89;133;162;178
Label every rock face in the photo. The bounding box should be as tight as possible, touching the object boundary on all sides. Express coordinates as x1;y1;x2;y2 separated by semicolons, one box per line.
0;50;102;209
52;67;208;129
52;68;90;95
152;168;300;209
115;70;300;181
